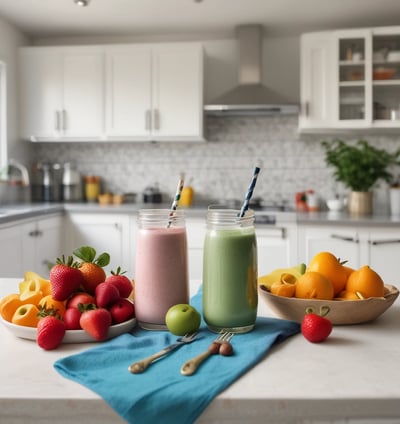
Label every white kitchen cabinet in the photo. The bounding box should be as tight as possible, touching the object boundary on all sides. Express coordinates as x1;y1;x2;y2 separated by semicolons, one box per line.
298;224;400;283
22;215;63;278
64;213;133;277
299;32;335;130
186;217;206;280
257;224;298;276
19;46;104;141
299;25;400;131
298;225;361;268
0;214;63;278
365;227;400;284
105;43;204;141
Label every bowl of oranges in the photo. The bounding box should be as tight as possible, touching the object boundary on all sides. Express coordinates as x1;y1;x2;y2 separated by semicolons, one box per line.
258;252;399;325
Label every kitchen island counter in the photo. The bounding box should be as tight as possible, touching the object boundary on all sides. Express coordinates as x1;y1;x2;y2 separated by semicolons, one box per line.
1;278;400;424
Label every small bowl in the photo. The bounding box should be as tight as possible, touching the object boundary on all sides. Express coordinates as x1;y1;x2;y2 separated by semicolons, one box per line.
387;51;400;62
373;67;396;80
258;284;399;325
326;199;344;212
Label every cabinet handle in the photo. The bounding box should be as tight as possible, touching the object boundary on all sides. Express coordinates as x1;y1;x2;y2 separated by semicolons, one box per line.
330;234;359;243
153;109;160;130
55;111;60;130
28;230;42;237
114;222;121;231
145;110;151;130
62;110;67;130
302;101;309;117
369;239;400;246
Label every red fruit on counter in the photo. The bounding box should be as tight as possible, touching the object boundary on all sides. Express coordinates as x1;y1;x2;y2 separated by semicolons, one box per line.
109;298;135;324
63;307;82;330
79;306;112;341
95;282;120;308
301;307;332;343
67;292;96;310
105;267;133;298
49;256;83;301
37;316;66;350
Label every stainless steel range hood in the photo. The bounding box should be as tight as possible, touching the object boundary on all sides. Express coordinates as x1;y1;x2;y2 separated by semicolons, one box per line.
204;25;298;116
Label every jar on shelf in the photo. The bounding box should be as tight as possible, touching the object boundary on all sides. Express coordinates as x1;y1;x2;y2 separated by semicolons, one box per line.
85;175;100;202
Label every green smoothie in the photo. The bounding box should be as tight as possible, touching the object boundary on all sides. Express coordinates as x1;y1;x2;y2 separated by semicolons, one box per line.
203;226;258;333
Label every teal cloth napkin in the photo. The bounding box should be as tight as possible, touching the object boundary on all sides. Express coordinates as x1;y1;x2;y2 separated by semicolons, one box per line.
54;288;300;424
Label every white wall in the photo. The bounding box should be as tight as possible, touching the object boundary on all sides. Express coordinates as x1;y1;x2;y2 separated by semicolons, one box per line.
0;16;30;168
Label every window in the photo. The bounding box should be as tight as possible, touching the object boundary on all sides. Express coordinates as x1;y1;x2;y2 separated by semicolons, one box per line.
0;61;6;172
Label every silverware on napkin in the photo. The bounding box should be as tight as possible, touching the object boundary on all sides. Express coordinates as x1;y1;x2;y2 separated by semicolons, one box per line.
128;332;198;374
180;331;234;376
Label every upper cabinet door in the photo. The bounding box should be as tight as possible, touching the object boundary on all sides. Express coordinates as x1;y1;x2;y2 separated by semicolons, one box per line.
105;45;152;138
19;46;105;141
299;33;335;130
19;48;63;140
152;43;204;140
62;47;105;139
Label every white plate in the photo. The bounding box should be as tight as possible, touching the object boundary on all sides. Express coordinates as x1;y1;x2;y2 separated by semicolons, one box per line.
1;317;136;343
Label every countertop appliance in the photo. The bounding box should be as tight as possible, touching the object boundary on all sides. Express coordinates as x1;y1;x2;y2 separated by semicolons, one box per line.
62;163;83;202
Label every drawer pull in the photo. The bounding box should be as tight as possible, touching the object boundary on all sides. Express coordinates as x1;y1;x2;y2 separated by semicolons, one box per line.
330;234;359;243
369;239;400;246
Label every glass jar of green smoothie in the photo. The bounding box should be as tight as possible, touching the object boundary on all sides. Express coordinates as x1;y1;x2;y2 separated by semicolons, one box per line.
202;207;258;333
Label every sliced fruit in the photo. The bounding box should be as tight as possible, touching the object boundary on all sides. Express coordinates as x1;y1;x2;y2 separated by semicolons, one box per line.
19;279;43;305
11;304;40;327
258;263;306;290
270;273;297;297
0;294;23;322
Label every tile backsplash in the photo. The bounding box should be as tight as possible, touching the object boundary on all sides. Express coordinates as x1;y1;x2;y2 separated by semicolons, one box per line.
33;116;399;211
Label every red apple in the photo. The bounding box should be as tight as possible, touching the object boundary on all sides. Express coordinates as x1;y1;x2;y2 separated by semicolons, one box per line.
109;298;135;324
165;304;201;336
63;308;82;330
67;292;95;310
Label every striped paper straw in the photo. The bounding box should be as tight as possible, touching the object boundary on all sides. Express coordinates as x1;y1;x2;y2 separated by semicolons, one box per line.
239;166;261;217
167;177;185;227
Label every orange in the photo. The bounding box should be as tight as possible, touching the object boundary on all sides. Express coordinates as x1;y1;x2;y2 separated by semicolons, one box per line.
335;290;361;300
0;294;23;322
295;271;334;300
11;304;40;327
345;265;385;299
38;295;66;318
307;251;349;295
270;273;297;297
79;262;106;293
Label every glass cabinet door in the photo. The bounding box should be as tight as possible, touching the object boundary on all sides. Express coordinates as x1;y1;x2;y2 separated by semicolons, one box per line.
372;31;400;124
336;30;371;126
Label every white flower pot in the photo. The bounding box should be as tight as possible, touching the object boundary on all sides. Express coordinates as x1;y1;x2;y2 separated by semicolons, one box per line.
389;187;400;216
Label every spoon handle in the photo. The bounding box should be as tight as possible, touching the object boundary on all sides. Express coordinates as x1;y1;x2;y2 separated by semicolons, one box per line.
180;350;211;376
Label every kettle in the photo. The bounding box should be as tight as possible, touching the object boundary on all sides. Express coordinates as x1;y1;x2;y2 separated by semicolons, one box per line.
62;162;83;202
143;184;162;203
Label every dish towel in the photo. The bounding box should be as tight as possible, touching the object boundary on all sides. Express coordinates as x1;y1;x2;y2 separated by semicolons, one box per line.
54;288;300;424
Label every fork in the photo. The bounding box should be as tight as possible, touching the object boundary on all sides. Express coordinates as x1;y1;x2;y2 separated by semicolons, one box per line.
180;331;234;376
128;332;198;374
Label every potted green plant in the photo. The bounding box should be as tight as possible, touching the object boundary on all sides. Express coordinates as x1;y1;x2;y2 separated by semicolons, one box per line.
322;139;400;215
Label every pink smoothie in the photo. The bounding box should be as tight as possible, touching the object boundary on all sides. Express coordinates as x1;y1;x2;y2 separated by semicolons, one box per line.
135;226;189;329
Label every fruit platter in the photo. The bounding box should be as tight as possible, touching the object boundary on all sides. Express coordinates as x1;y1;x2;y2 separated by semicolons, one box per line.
258;252;399;325
0;246;136;349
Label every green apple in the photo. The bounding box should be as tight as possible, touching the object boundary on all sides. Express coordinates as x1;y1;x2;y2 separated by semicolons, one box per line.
165;304;201;336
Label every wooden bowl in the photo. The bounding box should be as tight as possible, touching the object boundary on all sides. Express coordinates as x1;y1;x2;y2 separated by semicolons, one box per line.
259;284;399;325
373;68;396;80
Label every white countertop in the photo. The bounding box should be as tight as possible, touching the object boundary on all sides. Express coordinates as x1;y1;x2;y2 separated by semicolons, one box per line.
1;278;400;424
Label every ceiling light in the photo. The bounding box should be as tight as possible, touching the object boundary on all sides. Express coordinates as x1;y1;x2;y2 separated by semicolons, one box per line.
74;0;90;6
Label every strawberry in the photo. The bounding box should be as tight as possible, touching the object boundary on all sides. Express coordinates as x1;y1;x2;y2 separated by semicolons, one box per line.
104;267;133;298
37;316;66;350
95;282;120;308
49;255;83;301
63;307;82;330
79;305;112;341
301;306;332;343
109;298;135;324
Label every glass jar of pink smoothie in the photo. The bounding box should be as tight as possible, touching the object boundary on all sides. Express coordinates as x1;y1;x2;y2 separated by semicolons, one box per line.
135;209;189;330
203;207;258;333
